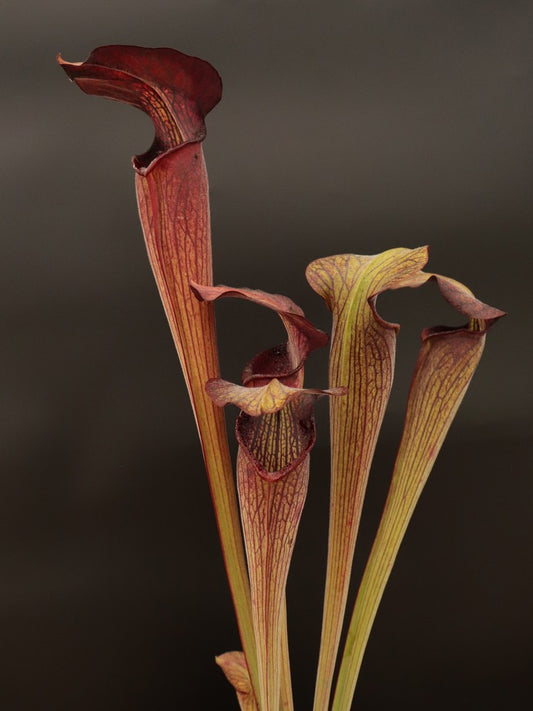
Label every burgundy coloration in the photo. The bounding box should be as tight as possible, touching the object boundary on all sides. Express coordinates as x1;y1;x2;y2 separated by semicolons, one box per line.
59;45;222;171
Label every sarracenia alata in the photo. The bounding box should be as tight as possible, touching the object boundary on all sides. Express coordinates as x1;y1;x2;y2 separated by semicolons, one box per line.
59;45;504;711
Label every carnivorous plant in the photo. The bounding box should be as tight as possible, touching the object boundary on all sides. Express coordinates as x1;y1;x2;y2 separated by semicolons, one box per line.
59;45;504;711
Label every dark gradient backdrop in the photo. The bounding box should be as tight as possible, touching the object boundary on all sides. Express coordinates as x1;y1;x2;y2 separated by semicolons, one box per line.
3;1;532;709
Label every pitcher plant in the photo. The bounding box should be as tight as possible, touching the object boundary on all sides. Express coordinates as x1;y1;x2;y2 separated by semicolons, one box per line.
59;45;504;711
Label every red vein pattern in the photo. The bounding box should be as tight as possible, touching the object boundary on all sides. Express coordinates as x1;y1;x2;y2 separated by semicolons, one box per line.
332;299;503;711
306;247;430;711
238;449;310;711
58;45;221;171
58;46;259;700
198;281;336;709
192;282;329;386
206;377;342;417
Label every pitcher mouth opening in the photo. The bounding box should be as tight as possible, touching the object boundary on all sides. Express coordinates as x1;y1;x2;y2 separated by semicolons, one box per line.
57;45;222;175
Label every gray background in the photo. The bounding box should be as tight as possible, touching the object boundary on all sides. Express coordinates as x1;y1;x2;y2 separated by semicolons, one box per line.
2;1;532;709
